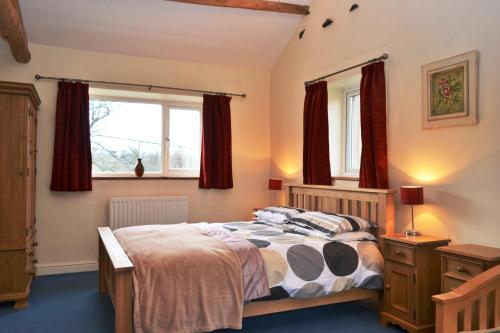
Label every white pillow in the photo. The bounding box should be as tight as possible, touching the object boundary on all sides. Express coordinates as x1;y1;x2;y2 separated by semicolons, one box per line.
253;206;306;224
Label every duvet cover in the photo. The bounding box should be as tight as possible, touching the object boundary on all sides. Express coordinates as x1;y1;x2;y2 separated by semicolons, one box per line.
196;220;384;300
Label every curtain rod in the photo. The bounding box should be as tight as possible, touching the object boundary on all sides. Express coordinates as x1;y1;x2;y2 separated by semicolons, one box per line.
34;74;247;98
304;53;389;86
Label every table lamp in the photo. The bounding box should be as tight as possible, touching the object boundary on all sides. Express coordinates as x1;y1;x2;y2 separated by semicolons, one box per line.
268;179;282;191
400;186;424;236
268;179;282;205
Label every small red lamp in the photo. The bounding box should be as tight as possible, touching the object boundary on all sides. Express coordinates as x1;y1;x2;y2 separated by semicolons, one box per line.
400;186;424;236
268;179;282;191
268;179;283;205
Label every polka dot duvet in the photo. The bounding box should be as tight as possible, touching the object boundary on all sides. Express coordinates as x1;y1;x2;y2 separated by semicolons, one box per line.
195;221;384;300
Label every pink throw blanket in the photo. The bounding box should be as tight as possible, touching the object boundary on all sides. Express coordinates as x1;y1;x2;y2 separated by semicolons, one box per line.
114;224;247;333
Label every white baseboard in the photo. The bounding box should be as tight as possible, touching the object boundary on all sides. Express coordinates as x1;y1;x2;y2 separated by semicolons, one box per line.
35;261;98;276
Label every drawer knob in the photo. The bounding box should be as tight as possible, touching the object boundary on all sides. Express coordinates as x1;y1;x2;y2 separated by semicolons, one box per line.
394;249;405;256
385;284;391;289
457;266;469;274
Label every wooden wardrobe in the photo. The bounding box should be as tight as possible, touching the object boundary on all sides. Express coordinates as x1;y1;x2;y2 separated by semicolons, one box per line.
0;81;41;309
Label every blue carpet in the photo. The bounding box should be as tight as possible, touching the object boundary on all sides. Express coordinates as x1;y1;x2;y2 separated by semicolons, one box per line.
0;272;403;333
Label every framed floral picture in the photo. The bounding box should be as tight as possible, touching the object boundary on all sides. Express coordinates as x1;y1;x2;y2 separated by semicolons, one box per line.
422;51;478;129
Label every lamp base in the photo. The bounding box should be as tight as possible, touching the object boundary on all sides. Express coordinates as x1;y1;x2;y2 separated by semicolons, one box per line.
405;229;421;236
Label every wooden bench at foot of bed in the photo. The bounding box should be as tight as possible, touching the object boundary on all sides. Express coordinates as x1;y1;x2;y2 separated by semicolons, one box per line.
98;184;395;333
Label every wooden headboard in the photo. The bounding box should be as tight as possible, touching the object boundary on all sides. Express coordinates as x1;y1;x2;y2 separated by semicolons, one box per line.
285;184;396;242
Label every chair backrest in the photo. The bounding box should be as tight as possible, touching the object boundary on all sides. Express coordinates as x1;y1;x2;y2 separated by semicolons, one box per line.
433;265;500;333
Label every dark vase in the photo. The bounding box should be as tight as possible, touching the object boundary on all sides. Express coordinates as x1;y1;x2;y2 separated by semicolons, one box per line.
134;158;144;177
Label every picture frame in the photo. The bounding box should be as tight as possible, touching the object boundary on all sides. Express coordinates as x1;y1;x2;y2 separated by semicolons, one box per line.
422;50;478;129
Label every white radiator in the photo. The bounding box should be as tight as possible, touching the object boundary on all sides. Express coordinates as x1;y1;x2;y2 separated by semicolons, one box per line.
109;196;189;230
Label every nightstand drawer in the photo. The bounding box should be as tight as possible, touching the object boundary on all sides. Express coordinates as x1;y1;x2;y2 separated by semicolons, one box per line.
442;275;465;292
384;242;415;265
443;256;483;279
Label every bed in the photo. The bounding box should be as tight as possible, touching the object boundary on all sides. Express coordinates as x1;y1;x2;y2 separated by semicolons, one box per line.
98;184;396;333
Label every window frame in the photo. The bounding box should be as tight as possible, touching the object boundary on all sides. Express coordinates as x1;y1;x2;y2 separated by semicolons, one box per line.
342;88;361;177
165;104;203;178
89;94;202;179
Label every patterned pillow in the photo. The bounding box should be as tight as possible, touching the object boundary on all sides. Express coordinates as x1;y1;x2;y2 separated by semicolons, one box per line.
287;211;372;235
253;206;306;224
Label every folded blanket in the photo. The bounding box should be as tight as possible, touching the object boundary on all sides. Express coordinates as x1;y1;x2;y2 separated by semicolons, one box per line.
114;224;244;333
195;222;270;301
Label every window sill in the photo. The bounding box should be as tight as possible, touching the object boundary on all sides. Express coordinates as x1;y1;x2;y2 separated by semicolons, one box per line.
332;176;359;181
92;176;199;180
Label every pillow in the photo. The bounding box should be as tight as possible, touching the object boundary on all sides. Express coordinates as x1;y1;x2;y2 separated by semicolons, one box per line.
253;206;306;224
283;223;377;242
287;211;372;235
281;223;334;241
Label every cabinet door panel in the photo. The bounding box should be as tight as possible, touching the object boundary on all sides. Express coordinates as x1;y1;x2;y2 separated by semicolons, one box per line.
0;95;27;248
385;261;415;323
0;251;28;293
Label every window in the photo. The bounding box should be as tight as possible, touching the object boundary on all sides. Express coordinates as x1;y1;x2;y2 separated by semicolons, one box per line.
90;95;201;178
327;75;362;178
167;107;201;177
344;89;361;175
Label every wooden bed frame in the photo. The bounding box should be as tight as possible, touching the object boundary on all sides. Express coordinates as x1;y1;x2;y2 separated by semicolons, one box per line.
98;184;395;333
433;264;500;333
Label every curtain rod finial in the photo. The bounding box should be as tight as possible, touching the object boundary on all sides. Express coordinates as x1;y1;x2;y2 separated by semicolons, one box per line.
35;74;41;80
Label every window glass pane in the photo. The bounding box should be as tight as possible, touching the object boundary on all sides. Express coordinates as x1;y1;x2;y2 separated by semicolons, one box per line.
90;100;162;173
346;92;361;173
168;108;201;170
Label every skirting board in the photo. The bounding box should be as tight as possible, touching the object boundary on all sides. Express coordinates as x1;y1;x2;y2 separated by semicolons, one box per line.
35;261;98;276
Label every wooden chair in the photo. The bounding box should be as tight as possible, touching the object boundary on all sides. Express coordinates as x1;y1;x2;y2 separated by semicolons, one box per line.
433;264;500;333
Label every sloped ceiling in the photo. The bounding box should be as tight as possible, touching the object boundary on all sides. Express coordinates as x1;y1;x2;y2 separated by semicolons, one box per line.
19;0;310;69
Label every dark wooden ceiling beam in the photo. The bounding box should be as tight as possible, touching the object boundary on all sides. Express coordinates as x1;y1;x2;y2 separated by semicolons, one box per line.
0;0;30;63
166;0;310;15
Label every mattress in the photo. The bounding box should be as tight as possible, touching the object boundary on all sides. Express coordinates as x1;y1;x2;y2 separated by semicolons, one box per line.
195;221;384;300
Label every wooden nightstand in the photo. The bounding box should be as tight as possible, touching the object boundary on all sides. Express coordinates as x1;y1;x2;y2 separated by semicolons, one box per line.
380;234;450;333
436;244;500;293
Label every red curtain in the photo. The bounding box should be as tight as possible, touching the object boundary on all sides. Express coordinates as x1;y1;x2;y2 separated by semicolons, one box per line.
50;81;92;191
199;94;233;189
359;62;389;189
303;81;332;185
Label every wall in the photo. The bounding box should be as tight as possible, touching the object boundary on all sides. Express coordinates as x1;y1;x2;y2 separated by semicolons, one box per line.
270;0;500;246
0;43;271;274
